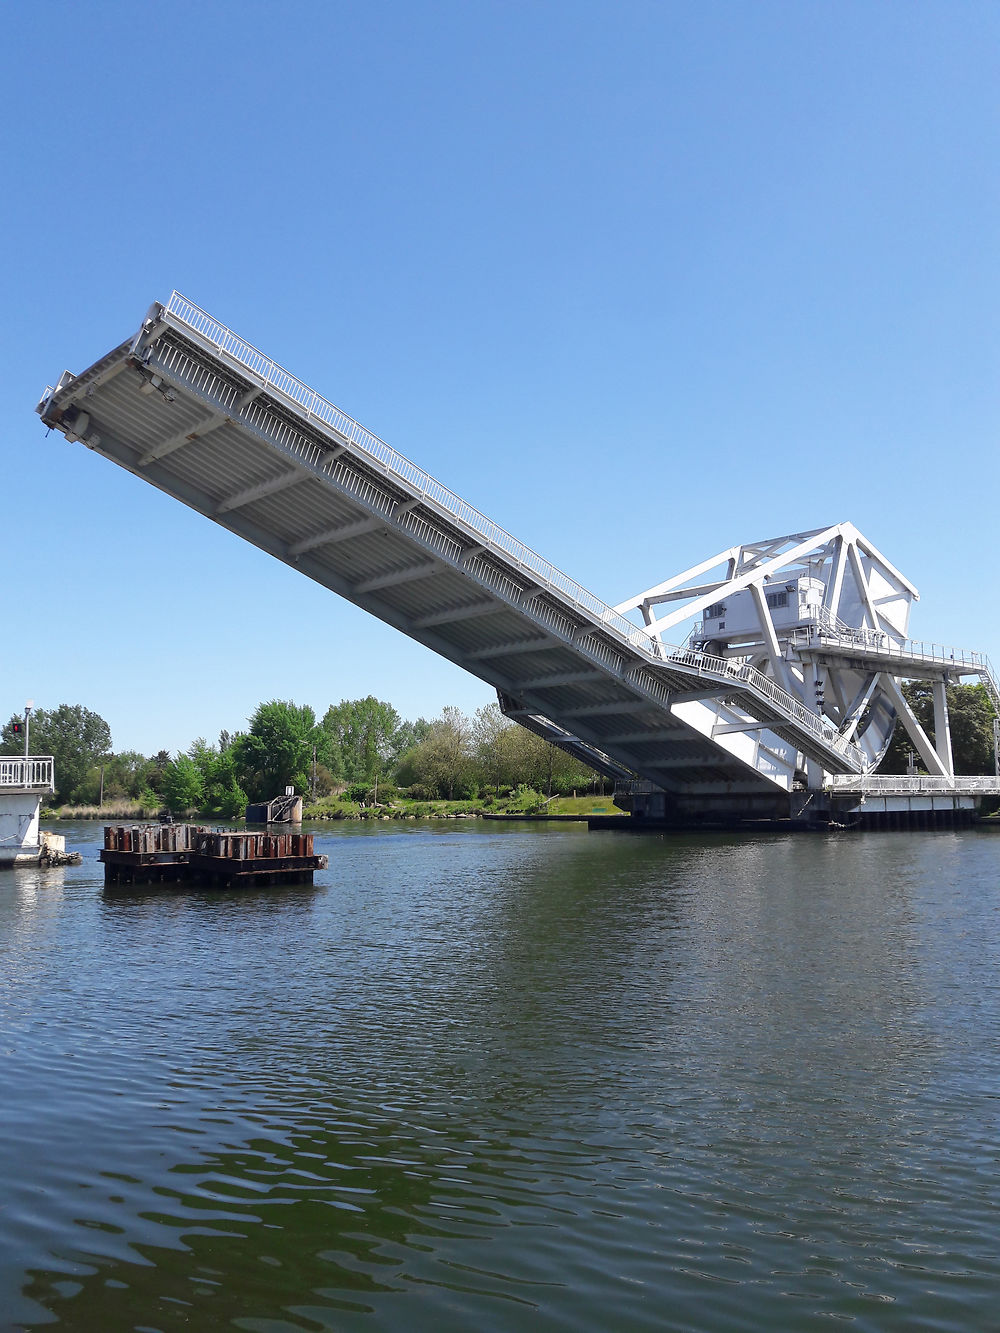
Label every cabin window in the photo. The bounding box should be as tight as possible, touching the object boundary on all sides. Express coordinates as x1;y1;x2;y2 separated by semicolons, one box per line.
706;602;726;619
765;591;788;609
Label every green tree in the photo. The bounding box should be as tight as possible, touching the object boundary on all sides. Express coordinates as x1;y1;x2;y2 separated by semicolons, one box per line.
396;706;476;799
162;754;205;814
201;749;247;820
73;750;156;805
880;681;997;775
468;704;603;797
472;702;522;794
187;736;215;768
505;724;600;797
166;735;247;818
319;696;404;785
392;715;433;758
1;704;112;803
145;750;172;793
231;700;316;800
109;751;157;799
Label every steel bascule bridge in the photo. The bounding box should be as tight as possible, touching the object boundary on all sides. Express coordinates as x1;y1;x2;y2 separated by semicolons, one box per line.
37;294;1000;827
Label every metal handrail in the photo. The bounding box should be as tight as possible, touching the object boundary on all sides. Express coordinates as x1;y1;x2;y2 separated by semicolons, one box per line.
162;292;866;770
0;756;55;790
826;774;1000;794
615;779;664;796
814;605;854;635
977;656;1000;715
806;624;989;670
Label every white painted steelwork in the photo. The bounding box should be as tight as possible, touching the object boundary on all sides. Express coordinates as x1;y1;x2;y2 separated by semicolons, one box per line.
795;629;992;672
826;775;998;795
36;294;999;809
616;522;1000;792
0;758;52;866
0;757;54;792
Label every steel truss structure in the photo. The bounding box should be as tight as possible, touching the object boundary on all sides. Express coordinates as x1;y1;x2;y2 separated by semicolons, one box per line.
616;524;1000;792
36;294;1000;819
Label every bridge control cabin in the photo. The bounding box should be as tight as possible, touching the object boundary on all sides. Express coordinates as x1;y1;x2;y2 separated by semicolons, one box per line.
698;577;826;650
0;757;73;866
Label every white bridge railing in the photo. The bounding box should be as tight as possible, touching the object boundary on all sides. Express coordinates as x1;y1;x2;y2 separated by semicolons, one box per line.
804;627;1000;719
800;624;991;672
620;774;1000;798
0;756;55;791
827;774;1000;795
163;293;867;772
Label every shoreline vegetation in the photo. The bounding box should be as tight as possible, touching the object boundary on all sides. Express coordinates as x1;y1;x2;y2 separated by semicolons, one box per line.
42;794;999;824
12;684;997;826
9;696;623;825
42;793;625;823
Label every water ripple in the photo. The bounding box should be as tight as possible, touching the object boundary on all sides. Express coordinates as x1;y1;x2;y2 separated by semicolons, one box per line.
2;823;1000;1330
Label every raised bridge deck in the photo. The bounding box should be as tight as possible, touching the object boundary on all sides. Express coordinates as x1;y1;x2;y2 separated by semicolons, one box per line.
37;294;998;805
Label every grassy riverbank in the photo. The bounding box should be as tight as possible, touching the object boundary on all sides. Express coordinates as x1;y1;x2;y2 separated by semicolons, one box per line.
42;793;625;822
301;793;623;820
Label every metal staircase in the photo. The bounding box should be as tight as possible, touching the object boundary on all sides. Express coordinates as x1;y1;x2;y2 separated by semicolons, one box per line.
976;659;1000;718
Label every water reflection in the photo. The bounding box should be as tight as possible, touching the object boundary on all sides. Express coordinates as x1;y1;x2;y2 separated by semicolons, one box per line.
4;823;1000;1331
0;860;70;919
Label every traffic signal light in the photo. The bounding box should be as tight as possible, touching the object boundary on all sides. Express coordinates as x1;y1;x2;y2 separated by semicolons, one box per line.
12;722;22;736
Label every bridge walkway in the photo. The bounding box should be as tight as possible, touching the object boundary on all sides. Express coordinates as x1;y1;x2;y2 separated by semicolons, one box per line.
795;626;1000;703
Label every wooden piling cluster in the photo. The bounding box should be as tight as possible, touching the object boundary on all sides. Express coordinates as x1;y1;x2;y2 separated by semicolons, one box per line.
101;824;326;889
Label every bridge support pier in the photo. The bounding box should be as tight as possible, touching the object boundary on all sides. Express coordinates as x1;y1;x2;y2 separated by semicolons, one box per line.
607;787;987;833
839;793;980;831
619;786;832;830
0;791;43;866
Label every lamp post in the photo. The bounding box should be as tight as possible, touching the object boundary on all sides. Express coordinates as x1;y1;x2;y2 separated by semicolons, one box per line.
24;700;33;760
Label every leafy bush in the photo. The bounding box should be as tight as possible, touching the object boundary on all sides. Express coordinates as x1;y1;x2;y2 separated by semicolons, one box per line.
401;783;437;801
137;788;163;817
508;784;545;812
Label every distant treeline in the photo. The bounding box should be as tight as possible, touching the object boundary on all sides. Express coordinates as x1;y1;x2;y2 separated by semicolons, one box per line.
3;681;994;816
0;698;604;815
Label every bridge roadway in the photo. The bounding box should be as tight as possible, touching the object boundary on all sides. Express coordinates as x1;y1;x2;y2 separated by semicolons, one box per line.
37;294;988;802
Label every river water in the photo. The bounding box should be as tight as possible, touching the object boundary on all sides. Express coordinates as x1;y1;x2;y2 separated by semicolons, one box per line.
1;820;998;1332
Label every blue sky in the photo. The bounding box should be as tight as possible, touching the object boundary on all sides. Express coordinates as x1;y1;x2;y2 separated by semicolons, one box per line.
3;0;997;756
